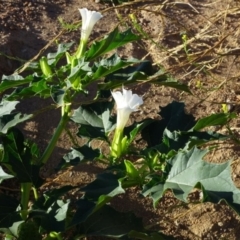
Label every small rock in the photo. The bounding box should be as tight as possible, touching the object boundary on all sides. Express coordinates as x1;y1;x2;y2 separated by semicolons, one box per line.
218;222;224;227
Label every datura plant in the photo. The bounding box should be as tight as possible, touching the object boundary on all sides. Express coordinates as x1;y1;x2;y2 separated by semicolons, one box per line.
0;7;238;240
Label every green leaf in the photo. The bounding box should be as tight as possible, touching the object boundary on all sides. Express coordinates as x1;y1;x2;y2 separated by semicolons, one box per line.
89;53;145;82
0;100;18;115
77;125;107;140
8;220;24;238
6;79;50;100
58;144;100;170
125;119;155;147
47;42;74;66
81;173;125;200
77;204;143;238
143;147;240;212
1;128;43;187
124;160;140;180
0;113;32;134
0;166;14;183
67;59;91;83
71;101;116;141
0;74;39;93
0;194;21;228
0;102;32;134
193;112;236;131
99;61;152;90
85;28;140;60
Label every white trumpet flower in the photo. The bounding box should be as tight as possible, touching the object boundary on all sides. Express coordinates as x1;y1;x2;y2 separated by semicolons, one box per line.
75;8;103;59
112;87;143;130
79;8;103;42
111;87;143;158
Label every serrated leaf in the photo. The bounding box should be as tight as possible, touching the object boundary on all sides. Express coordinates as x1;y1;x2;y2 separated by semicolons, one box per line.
0;100;18;116
6;79;50;100
143;147;240;212
0;74;39;93
85;28;140;60
71;101;116;140
67;59;91;83
8;220;24;237
0;166;14;183
0;113;32;134
100;61;152;90
89;53;145;82
47;42;74;66
77;125;106;140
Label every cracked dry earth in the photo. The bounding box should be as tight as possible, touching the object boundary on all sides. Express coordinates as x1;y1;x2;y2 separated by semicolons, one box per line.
2;0;240;239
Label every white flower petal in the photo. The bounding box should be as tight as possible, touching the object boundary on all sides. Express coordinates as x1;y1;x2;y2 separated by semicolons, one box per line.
79;8;87;26
111;87;143;129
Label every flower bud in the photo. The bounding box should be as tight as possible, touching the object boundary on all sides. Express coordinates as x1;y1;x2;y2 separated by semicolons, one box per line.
39;57;52;77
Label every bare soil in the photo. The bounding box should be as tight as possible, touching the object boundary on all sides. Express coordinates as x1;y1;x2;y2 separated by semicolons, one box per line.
2;0;240;239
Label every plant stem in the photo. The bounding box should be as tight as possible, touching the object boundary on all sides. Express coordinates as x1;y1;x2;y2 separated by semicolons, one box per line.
40;103;71;164
75;40;86;59
111;128;123;158
32;186;38;200
20;182;32;220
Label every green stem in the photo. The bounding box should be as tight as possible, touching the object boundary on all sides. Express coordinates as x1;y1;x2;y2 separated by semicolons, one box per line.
20;182;32;220
111;128;123;158
40;103;71;164
75;40;87;59
32;187;38;200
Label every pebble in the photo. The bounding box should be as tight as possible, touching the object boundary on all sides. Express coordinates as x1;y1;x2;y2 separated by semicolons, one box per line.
218;222;224;227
